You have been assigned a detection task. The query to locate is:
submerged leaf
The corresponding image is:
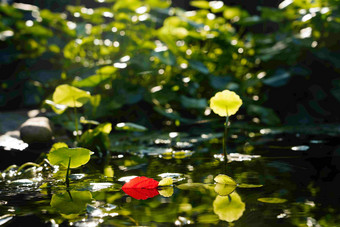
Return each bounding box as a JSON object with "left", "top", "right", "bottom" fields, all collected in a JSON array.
[
  {"left": 122, "top": 176, "right": 159, "bottom": 189},
  {"left": 47, "top": 147, "right": 92, "bottom": 168}
]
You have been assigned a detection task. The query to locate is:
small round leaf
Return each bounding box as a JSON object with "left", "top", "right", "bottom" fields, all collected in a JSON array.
[{"left": 47, "top": 147, "right": 92, "bottom": 168}]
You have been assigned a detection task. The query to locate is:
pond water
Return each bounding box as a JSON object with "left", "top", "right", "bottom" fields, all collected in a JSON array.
[{"left": 0, "top": 129, "right": 339, "bottom": 226}]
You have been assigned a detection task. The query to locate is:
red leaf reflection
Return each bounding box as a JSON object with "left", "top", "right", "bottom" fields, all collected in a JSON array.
[
  {"left": 122, "top": 176, "right": 159, "bottom": 189},
  {"left": 122, "top": 188, "right": 159, "bottom": 200}
]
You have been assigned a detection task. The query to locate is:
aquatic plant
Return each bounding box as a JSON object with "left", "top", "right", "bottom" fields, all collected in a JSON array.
[
  {"left": 210, "top": 90, "right": 242, "bottom": 159},
  {"left": 46, "top": 84, "right": 92, "bottom": 142},
  {"left": 47, "top": 142, "right": 92, "bottom": 187}
]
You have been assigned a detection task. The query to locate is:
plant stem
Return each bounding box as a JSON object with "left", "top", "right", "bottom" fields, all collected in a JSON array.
[
  {"left": 66, "top": 157, "right": 71, "bottom": 188},
  {"left": 73, "top": 98, "right": 79, "bottom": 142},
  {"left": 223, "top": 114, "right": 229, "bottom": 160}
]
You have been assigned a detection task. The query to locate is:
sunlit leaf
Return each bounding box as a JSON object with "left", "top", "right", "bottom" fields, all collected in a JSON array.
[
  {"left": 50, "top": 142, "right": 68, "bottom": 152},
  {"left": 79, "top": 122, "right": 112, "bottom": 151},
  {"left": 214, "top": 174, "right": 237, "bottom": 185},
  {"left": 210, "top": 90, "right": 243, "bottom": 117},
  {"left": 146, "top": 0, "right": 170, "bottom": 8},
  {"left": 223, "top": 6, "right": 248, "bottom": 19},
  {"left": 79, "top": 118, "right": 99, "bottom": 125},
  {"left": 72, "top": 74, "right": 111, "bottom": 87},
  {"left": 52, "top": 84, "right": 91, "bottom": 108},
  {"left": 104, "top": 165, "right": 114, "bottom": 178},
  {"left": 96, "top": 66, "right": 117, "bottom": 75},
  {"left": 45, "top": 100, "right": 68, "bottom": 114},
  {"left": 257, "top": 197, "right": 287, "bottom": 204},
  {"left": 47, "top": 147, "right": 92, "bottom": 168},
  {"left": 213, "top": 192, "right": 245, "bottom": 222},
  {"left": 158, "top": 177, "right": 173, "bottom": 186},
  {"left": 190, "top": 1, "right": 210, "bottom": 9}
]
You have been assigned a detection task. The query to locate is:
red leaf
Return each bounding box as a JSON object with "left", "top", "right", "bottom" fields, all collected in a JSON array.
[
  {"left": 122, "top": 176, "right": 159, "bottom": 189},
  {"left": 122, "top": 188, "right": 159, "bottom": 200}
]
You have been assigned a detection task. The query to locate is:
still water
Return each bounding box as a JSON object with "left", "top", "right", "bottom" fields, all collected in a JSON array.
[{"left": 0, "top": 130, "right": 339, "bottom": 226}]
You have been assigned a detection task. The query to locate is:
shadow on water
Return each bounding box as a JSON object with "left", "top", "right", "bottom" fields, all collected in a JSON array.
[{"left": 0, "top": 130, "right": 340, "bottom": 226}]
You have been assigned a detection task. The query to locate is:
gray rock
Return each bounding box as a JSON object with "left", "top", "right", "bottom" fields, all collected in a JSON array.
[{"left": 20, "top": 117, "right": 53, "bottom": 145}]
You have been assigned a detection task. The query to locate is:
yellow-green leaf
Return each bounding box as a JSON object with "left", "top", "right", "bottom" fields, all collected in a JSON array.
[
  {"left": 158, "top": 177, "right": 173, "bottom": 186},
  {"left": 214, "top": 174, "right": 237, "bottom": 185},
  {"left": 52, "top": 84, "right": 91, "bottom": 108},
  {"left": 210, "top": 90, "right": 242, "bottom": 117},
  {"left": 213, "top": 192, "right": 245, "bottom": 222},
  {"left": 47, "top": 147, "right": 92, "bottom": 168}
]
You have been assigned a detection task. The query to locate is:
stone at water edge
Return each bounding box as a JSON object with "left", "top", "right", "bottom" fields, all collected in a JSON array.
[{"left": 20, "top": 117, "right": 53, "bottom": 145}]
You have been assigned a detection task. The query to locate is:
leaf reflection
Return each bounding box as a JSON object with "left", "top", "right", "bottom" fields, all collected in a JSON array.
[
  {"left": 122, "top": 188, "right": 159, "bottom": 200},
  {"left": 213, "top": 191, "right": 245, "bottom": 222},
  {"left": 50, "top": 190, "right": 93, "bottom": 216}
]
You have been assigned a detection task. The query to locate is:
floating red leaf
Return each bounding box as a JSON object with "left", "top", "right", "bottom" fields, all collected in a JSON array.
[
  {"left": 122, "top": 176, "right": 159, "bottom": 189},
  {"left": 122, "top": 188, "right": 159, "bottom": 200}
]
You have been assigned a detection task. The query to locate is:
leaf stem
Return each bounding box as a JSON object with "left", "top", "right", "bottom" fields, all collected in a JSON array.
[
  {"left": 66, "top": 157, "right": 71, "bottom": 188},
  {"left": 73, "top": 98, "right": 79, "bottom": 142},
  {"left": 223, "top": 113, "right": 229, "bottom": 160}
]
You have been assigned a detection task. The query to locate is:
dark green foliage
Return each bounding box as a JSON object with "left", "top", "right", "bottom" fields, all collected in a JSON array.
[{"left": 1, "top": 0, "right": 340, "bottom": 126}]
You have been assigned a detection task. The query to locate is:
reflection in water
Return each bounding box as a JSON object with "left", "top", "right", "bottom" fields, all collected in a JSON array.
[
  {"left": 214, "top": 183, "right": 236, "bottom": 196},
  {"left": 50, "top": 190, "right": 92, "bottom": 218},
  {"left": 213, "top": 191, "right": 245, "bottom": 222},
  {"left": 158, "top": 187, "right": 174, "bottom": 197},
  {"left": 122, "top": 188, "right": 159, "bottom": 200}
]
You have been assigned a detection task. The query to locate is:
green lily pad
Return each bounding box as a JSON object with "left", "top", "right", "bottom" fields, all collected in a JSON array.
[
  {"left": 52, "top": 84, "right": 91, "bottom": 108},
  {"left": 47, "top": 147, "right": 92, "bottom": 168}
]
